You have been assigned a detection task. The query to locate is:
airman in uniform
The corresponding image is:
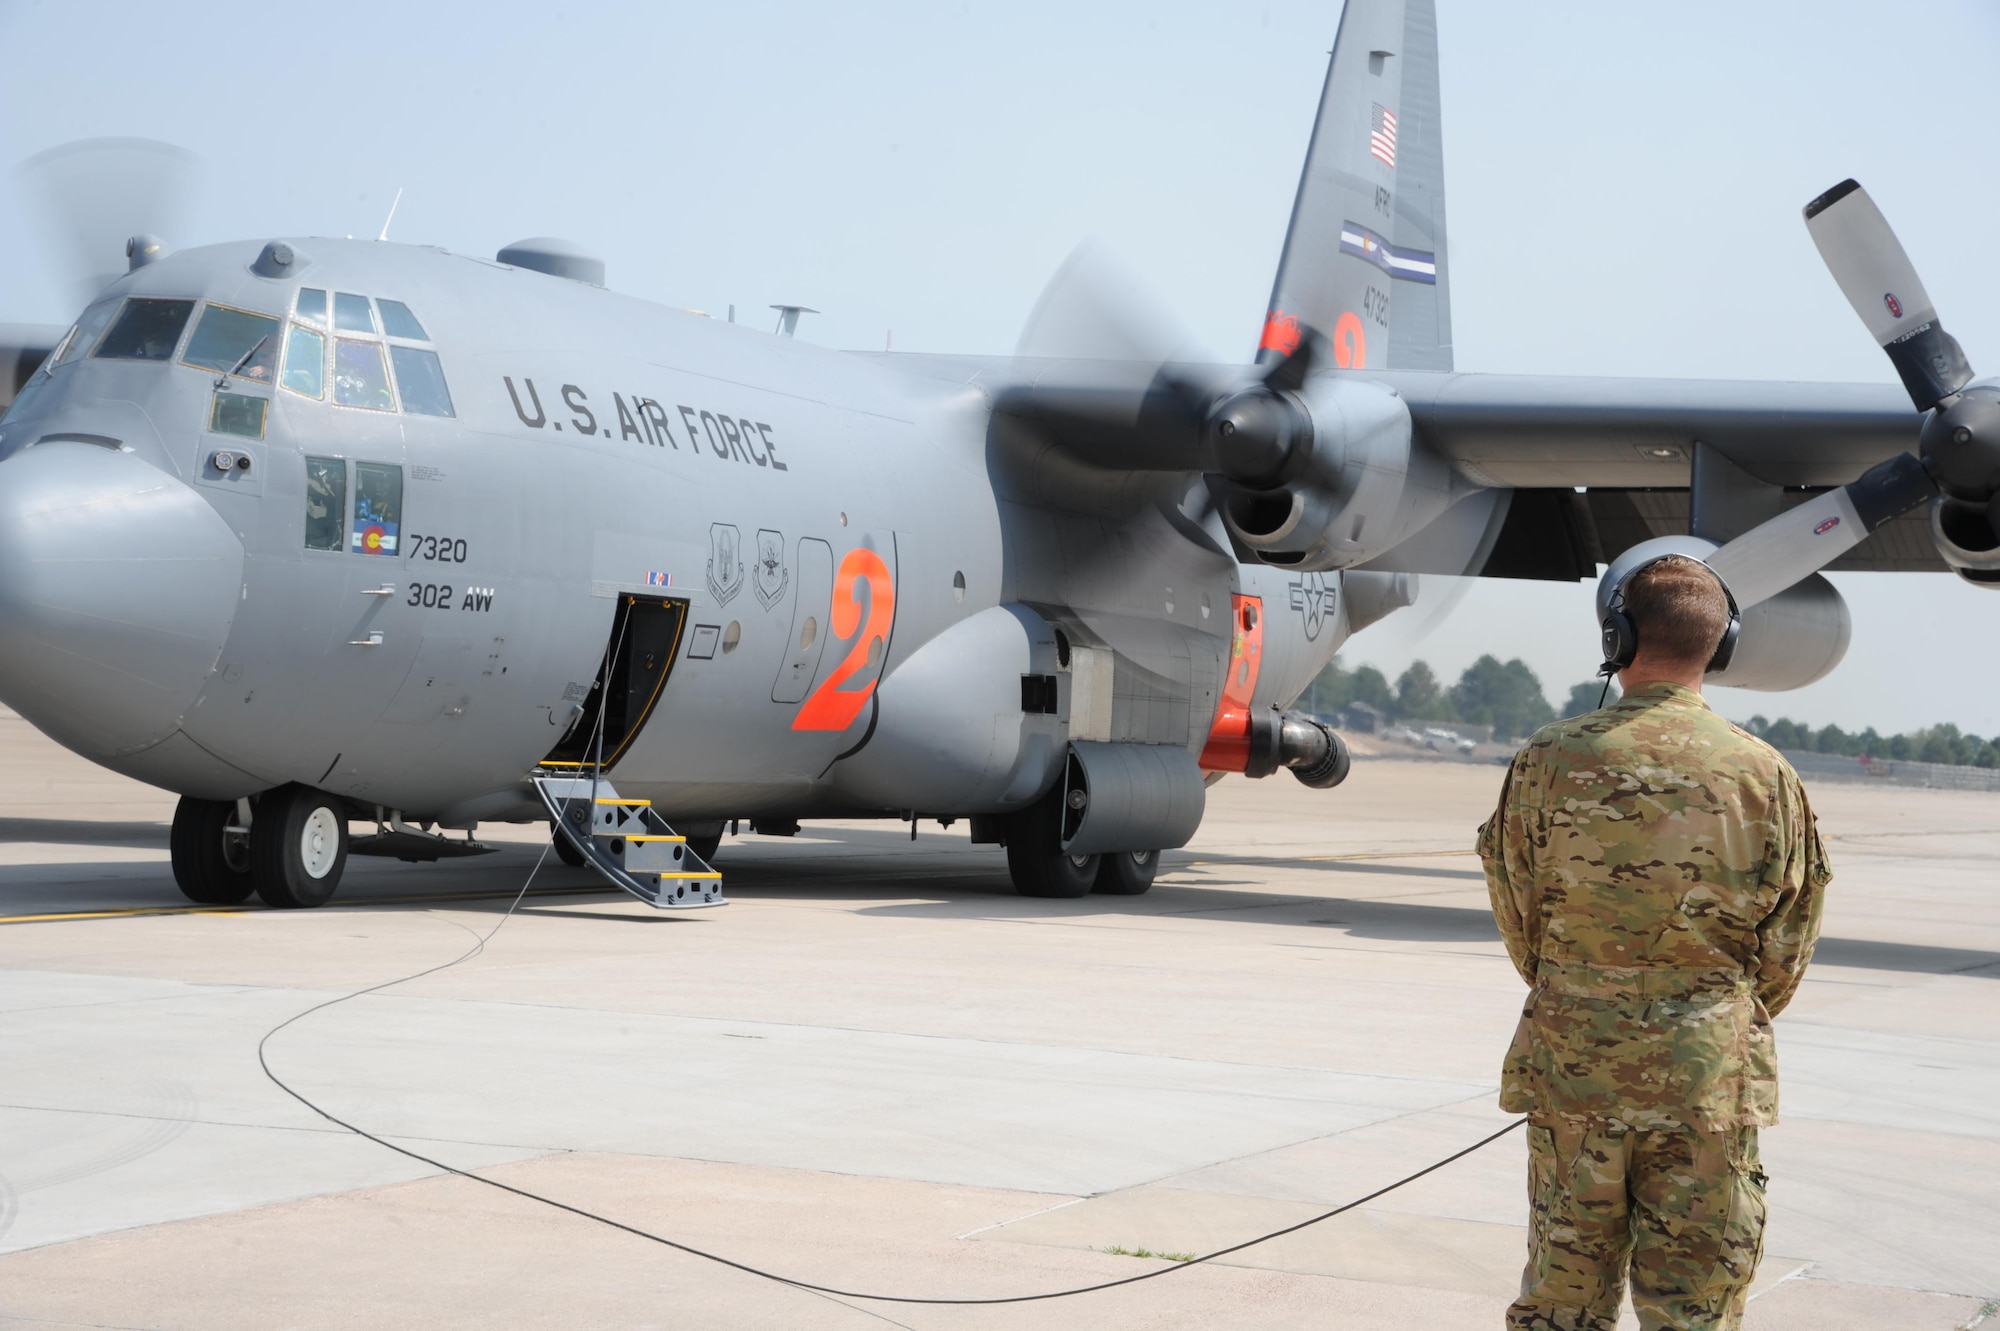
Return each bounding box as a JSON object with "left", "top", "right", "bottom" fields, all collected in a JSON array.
[{"left": 1477, "top": 554, "right": 1831, "bottom": 1331}]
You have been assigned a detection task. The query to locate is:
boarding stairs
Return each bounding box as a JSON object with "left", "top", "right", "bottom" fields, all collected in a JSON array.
[{"left": 532, "top": 771, "right": 726, "bottom": 909}]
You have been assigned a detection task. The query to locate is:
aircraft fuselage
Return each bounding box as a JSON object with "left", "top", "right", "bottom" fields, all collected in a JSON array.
[{"left": 0, "top": 239, "right": 1354, "bottom": 829}]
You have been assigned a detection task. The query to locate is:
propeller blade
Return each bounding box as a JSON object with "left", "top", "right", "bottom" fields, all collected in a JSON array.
[
  {"left": 1706, "top": 452, "right": 1937, "bottom": 608},
  {"left": 999, "top": 244, "right": 1245, "bottom": 471},
  {"left": 1803, "top": 179, "right": 1973, "bottom": 410},
  {"left": 1014, "top": 242, "right": 1208, "bottom": 366},
  {"left": 15, "top": 137, "right": 193, "bottom": 312}
]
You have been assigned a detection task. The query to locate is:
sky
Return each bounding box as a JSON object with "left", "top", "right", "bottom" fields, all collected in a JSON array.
[{"left": 2, "top": 0, "right": 1996, "bottom": 734}]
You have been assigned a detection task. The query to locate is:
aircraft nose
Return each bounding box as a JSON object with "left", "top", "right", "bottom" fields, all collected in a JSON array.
[{"left": 0, "top": 442, "right": 244, "bottom": 760}]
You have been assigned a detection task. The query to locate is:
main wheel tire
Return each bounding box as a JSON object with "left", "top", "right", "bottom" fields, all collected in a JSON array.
[
  {"left": 681, "top": 820, "right": 724, "bottom": 863},
  {"left": 250, "top": 785, "right": 349, "bottom": 909},
  {"left": 1002, "top": 786, "right": 1099, "bottom": 898},
  {"left": 1093, "top": 849, "right": 1159, "bottom": 896},
  {"left": 170, "top": 796, "right": 255, "bottom": 905},
  {"left": 552, "top": 827, "right": 587, "bottom": 867},
  {"left": 1007, "top": 844, "right": 1101, "bottom": 898}
]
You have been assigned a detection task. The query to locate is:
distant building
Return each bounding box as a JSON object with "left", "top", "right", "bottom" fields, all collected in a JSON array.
[{"left": 1341, "top": 701, "right": 1383, "bottom": 734}]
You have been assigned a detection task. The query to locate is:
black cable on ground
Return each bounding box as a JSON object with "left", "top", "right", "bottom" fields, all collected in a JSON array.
[{"left": 257, "top": 847, "right": 1527, "bottom": 1306}]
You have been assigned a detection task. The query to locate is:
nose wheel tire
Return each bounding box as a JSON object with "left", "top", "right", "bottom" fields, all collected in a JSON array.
[
  {"left": 552, "top": 826, "right": 587, "bottom": 867},
  {"left": 250, "top": 785, "right": 349, "bottom": 909},
  {"left": 681, "top": 821, "right": 724, "bottom": 864},
  {"left": 169, "top": 796, "right": 255, "bottom": 905},
  {"left": 1093, "top": 849, "right": 1159, "bottom": 895}
]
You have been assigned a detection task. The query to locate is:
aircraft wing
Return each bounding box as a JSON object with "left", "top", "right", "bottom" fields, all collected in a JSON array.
[
  {"left": 1370, "top": 370, "right": 1941, "bottom": 579},
  {"left": 875, "top": 350, "right": 1941, "bottom": 577},
  {"left": 1376, "top": 372, "right": 1917, "bottom": 490}
]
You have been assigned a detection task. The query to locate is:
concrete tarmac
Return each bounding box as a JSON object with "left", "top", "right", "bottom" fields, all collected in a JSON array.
[{"left": 0, "top": 705, "right": 1994, "bottom": 1329}]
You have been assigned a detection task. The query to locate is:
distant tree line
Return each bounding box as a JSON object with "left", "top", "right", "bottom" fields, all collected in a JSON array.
[
  {"left": 1742, "top": 717, "right": 2000, "bottom": 769},
  {"left": 1298, "top": 655, "right": 1609, "bottom": 743},
  {"left": 1299, "top": 655, "right": 1999, "bottom": 767}
]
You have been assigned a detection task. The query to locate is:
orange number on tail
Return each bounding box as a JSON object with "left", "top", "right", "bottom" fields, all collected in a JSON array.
[
  {"left": 1332, "top": 311, "right": 1366, "bottom": 369},
  {"left": 791, "top": 547, "right": 895, "bottom": 732}
]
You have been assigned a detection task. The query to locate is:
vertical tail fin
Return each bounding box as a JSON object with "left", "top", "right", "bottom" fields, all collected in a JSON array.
[{"left": 1257, "top": 0, "right": 1452, "bottom": 373}]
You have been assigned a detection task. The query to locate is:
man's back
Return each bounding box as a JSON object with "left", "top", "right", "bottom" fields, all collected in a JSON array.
[{"left": 1479, "top": 682, "right": 1830, "bottom": 1130}]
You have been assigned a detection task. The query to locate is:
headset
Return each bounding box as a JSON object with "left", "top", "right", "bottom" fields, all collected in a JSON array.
[{"left": 1595, "top": 535, "right": 1741, "bottom": 676}]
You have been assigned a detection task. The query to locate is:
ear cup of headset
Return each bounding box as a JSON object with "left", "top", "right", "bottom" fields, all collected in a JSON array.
[
  {"left": 1600, "top": 610, "right": 1638, "bottom": 671},
  {"left": 1706, "top": 612, "right": 1741, "bottom": 673}
]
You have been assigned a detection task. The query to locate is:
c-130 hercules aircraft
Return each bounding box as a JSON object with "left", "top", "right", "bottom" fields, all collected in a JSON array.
[{"left": 0, "top": 0, "right": 1992, "bottom": 912}]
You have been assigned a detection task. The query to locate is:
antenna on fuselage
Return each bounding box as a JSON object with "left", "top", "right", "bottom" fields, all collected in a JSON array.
[
  {"left": 375, "top": 186, "right": 404, "bottom": 242},
  {"left": 770, "top": 304, "right": 818, "bottom": 337}
]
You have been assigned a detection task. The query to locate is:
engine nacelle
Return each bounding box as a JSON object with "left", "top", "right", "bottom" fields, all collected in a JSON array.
[
  {"left": 1214, "top": 377, "right": 1457, "bottom": 572},
  {"left": 1930, "top": 494, "right": 2000, "bottom": 574},
  {"left": 1706, "top": 572, "right": 1852, "bottom": 692}
]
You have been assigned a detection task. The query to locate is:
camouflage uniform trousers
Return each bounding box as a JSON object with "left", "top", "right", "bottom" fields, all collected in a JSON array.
[{"left": 1507, "top": 1117, "right": 1768, "bottom": 1331}]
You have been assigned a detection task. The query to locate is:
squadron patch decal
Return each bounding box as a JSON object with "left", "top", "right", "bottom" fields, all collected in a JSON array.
[
  {"left": 707, "top": 524, "right": 745, "bottom": 606},
  {"left": 754, "top": 529, "right": 789, "bottom": 609}
]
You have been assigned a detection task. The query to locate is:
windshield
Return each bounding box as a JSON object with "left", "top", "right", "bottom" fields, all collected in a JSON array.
[
  {"left": 94, "top": 298, "right": 195, "bottom": 361},
  {"left": 54, "top": 300, "right": 120, "bottom": 368},
  {"left": 182, "top": 304, "right": 280, "bottom": 382}
]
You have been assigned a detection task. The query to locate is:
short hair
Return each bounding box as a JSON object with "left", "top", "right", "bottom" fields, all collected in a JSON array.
[{"left": 1625, "top": 556, "right": 1730, "bottom": 666}]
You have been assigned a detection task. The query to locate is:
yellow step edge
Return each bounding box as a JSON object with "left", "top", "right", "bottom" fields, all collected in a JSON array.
[
  {"left": 593, "top": 798, "right": 652, "bottom": 806},
  {"left": 621, "top": 835, "right": 687, "bottom": 843},
  {"left": 651, "top": 872, "right": 724, "bottom": 881}
]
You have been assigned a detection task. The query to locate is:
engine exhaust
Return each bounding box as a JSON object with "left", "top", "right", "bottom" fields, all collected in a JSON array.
[{"left": 1243, "top": 709, "right": 1352, "bottom": 789}]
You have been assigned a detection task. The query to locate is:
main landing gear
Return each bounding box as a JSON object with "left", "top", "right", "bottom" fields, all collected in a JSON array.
[
  {"left": 1000, "top": 785, "right": 1160, "bottom": 899},
  {"left": 171, "top": 785, "right": 350, "bottom": 909}
]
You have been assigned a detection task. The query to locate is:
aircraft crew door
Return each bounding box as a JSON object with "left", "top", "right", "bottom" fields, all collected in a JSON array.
[
  {"left": 544, "top": 594, "right": 689, "bottom": 769},
  {"left": 771, "top": 539, "right": 834, "bottom": 703}
]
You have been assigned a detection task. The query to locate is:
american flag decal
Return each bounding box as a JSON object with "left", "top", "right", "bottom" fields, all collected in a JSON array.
[{"left": 1369, "top": 103, "right": 1398, "bottom": 168}]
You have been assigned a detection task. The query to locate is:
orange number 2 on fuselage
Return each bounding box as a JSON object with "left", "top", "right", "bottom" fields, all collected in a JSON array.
[{"left": 791, "top": 547, "right": 895, "bottom": 732}]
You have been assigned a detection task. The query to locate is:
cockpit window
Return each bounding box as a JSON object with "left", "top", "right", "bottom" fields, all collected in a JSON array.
[
  {"left": 389, "top": 346, "right": 454, "bottom": 417},
  {"left": 352, "top": 462, "right": 402, "bottom": 555},
  {"left": 210, "top": 391, "right": 268, "bottom": 440},
  {"left": 333, "top": 292, "right": 376, "bottom": 334},
  {"left": 332, "top": 339, "right": 394, "bottom": 410},
  {"left": 182, "top": 305, "right": 280, "bottom": 382},
  {"left": 377, "top": 299, "right": 428, "bottom": 340},
  {"left": 282, "top": 325, "right": 325, "bottom": 398},
  {"left": 94, "top": 298, "right": 195, "bottom": 362},
  {"left": 294, "top": 287, "right": 328, "bottom": 326},
  {"left": 55, "top": 299, "right": 120, "bottom": 367},
  {"left": 304, "top": 456, "right": 346, "bottom": 551}
]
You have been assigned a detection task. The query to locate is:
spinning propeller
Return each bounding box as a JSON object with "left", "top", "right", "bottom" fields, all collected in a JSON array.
[
  {"left": 15, "top": 137, "right": 192, "bottom": 313},
  {"left": 1001, "top": 244, "right": 1322, "bottom": 492}
]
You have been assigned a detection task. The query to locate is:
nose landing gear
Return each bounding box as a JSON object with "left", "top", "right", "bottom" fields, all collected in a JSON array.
[
  {"left": 249, "top": 786, "right": 349, "bottom": 908},
  {"left": 169, "top": 797, "right": 255, "bottom": 905},
  {"left": 169, "top": 786, "right": 350, "bottom": 908}
]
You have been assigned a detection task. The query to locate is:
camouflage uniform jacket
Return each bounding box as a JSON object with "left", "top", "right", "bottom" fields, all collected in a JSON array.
[{"left": 1477, "top": 682, "right": 1831, "bottom": 1130}]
